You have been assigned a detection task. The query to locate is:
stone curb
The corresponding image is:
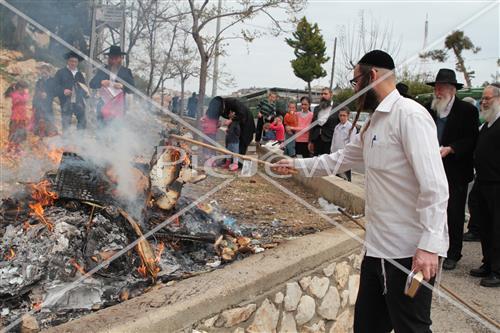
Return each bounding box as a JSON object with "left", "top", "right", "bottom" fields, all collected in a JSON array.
[
  {"left": 44, "top": 228, "right": 363, "bottom": 333},
  {"left": 256, "top": 145, "right": 365, "bottom": 214}
]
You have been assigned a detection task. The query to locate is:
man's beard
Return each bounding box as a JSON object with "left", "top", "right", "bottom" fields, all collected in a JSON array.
[
  {"left": 356, "top": 88, "right": 379, "bottom": 114},
  {"left": 319, "top": 98, "right": 331, "bottom": 110},
  {"left": 481, "top": 102, "right": 500, "bottom": 124},
  {"left": 431, "top": 94, "right": 452, "bottom": 118}
]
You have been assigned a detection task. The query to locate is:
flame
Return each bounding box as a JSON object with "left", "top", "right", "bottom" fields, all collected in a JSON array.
[
  {"left": 68, "top": 258, "right": 86, "bottom": 275},
  {"left": 4, "top": 248, "right": 15, "bottom": 260},
  {"left": 28, "top": 180, "right": 58, "bottom": 231},
  {"left": 155, "top": 242, "right": 165, "bottom": 263},
  {"left": 32, "top": 302, "right": 43, "bottom": 312}
]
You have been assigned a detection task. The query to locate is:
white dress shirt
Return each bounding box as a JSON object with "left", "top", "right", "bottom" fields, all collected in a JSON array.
[
  {"left": 295, "top": 89, "right": 449, "bottom": 258},
  {"left": 331, "top": 121, "right": 357, "bottom": 153}
]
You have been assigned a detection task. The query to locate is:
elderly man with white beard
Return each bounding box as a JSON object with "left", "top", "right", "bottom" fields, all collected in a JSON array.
[
  {"left": 426, "top": 68, "right": 479, "bottom": 270},
  {"left": 468, "top": 83, "right": 500, "bottom": 287}
]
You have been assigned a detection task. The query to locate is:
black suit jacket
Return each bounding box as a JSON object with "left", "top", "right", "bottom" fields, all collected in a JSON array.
[
  {"left": 309, "top": 104, "right": 340, "bottom": 143},
  {"left": 53, "top": 67, "right": 88, "bottom": 106},
  {"left": 89, "top": 65, "right": 135, "bottom": 93},
  {"left": 428, "top": 97, "right": 479, "bottom": 184}
]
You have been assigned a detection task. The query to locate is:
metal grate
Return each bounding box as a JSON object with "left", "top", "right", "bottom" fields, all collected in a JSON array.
[{"left": 55, "top": 152, "right": 113, "bottom": 204}]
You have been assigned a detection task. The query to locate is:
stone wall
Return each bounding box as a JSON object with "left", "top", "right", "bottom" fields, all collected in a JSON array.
[{"left": 188, "top": 250, "right": 362, "bottom": 333}]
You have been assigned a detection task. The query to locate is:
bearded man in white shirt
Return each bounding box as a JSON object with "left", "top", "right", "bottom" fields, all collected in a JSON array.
[{"left": 273, "top": 50, "right": 449, "bottom": 333}]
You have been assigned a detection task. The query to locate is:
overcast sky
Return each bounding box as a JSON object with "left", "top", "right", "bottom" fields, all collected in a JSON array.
[{"left": 173, "top": 0, "right": 499, "bottom": 95}]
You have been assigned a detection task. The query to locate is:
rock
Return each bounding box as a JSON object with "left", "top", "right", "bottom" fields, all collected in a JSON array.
[
  {"left": 341, "top": 290, "right": 350, "bottom": 308},
  {"left": 279, "top": 311, "right": 298, "bottom": 333},
  {"left": 308, "top": 276, "right": 330, "bottom": 299},
  {"left": 299, "top": 276, "right": 312, "bottom": 290},
  {"left": 247, "top": 299, "right": 279, "bottom": 333},
  {"left": 328, "top": 310, "right": 352, "bottom": 333},
  {"left": 301, "top": 320, "right": 325, "bottom": 333},
  {"left": 348, "top": 275, "right": 360, "bottom": 305},
  {"left": 275, "top": 292, "right": 284, "bottom": 304},
  {"left": 295, "top": 295, "right": 315, "bottom": 326},
  {"left": 334, "top": 262, "right": 350, "bottom": 288},
  {"left": 233, "top": 328, "right": 245, "bottom": 333},
  {"left": 317, "top": 287, "right": 340, "bottom": 320},
  {"left": 202, "top": 315, "right": 218, "bottom": 328},
  {"left": 284, "top": 282, "right": 302, "bottom": 311},
  {"left": 21, "top": 314, "right": 40, "bottom": 333},
  {"left": 323, "top": 263, "right": 336, "bottom": 277},
  {"left": 217, "top": 304, "right": 256, "bottom": 327}
]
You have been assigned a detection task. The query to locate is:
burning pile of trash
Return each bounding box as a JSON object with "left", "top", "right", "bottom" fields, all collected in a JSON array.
[{"left": 0, "top": 133, "right": 263, "bottom": 329}]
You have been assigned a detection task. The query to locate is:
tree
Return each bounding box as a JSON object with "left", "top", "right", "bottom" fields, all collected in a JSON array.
[
  {"left": 337, "top": 10, "right": 402, "bottom": 87},
  {"left": 182, "top": 0, "right": 304, "bottom": 124},
  {"left": 285, "top": 17, "right": 329, "bottom": 100},
  {"left": 420, "top": 30, "right": 481, "bottom": 88}
]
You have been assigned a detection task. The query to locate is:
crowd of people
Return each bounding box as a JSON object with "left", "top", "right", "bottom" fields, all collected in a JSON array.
[
  {"left": 3, "top": 45, "right": 135, "bottom": 154},
  {"left": 273, "top": 49, "right": 500, "bottom": 332}
]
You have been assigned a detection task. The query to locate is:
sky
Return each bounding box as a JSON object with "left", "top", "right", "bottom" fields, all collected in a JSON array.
[{"left": 174, "top": 0, "right": 499, "bottom": 95}]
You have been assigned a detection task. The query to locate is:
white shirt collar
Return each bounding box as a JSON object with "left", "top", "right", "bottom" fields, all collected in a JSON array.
[{"left": 375, "top": 89, "right": 401, "bottom": 113}]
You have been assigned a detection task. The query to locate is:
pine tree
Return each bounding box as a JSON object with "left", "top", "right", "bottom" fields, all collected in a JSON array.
[{"left": 286, "top": 17, "right": 330, "bottom": 99}]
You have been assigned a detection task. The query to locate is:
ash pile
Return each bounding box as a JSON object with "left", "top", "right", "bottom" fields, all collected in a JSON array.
[{"left": 0, "top": 134, "right": 260, "bottom": 330}]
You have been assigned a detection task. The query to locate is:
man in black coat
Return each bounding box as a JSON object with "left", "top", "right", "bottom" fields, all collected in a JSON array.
[
  {"left": 427, "top": 68, "right": 479, "bottom": 270},
  {"left": 309, "top": 87, "right": 340, "bottom": 156},
  {"left": 207, "top": 96, "right": 256, "bottom": 156},
  {"left": 89, "top": 45, "right": 135, "bottom": 126},
  {"left": 469, "top": 83, "right": 500, "bottom": 287},
  {"left": 53, "top": 51, "right": 89, "bottom": 133}
]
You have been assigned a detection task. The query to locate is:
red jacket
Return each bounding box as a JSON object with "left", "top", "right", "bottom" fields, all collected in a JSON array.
[{"left": 269, "top": 122, "right": 285, "bottom": 141}]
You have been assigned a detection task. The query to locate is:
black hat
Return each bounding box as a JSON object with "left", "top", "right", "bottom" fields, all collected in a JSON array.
[
  {"left": 64, "top": 50, "right": 84, "bottom": 61},
  {"left": 104, "top": 45, "right": 127, "bottom": 56},
  {"left": 358, "top": 50, "right": 395, "bottom": 70},
  {"left": 426, "top": 68, "right": 463, "bottom": 89}
]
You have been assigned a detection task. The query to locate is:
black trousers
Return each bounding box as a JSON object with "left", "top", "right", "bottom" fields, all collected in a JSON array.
[
  {"left": 255, "top": 117, "right": 264, "bottom": 142},
  {"left": 295, "top": 142, "right": 310, "bottom": 158},
  {"left": 470, "top": 182, "right": 500, "bottom": 274},
  {"left": 312, "top": 138, "right": 331, "bottom": 156},
  {"left": 446, "top": 181, "right": 468, "bottom": 261},
  {"left": 354, "top": 256, "right": 434, "bottom": 333}
]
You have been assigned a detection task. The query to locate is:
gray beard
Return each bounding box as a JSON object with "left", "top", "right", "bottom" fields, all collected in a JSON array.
[
  {"left": 431, "top": 95, "right": 452, "bottom": 118},
  {"left": 481, "top": 103, "right": 500, "bottom": 124}
]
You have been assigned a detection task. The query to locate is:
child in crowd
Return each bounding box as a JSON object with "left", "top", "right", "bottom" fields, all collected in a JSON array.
[
  {"left": 269, "top": 116, "right": 285, "bottom": 144},
  {"left": 262, "top": 122, "right": 276, "bottom": 142},
  {"left": 201, "top": 112, "right": 220, "bottom": 165},
  {"left": 4, "top": 81, "right": 30, "bottom": 154},
  {"left": 224, "top": 110, "right": 240, "bottom": 171},
  {"left": 330, "top": 107, "right": 356, "bottom": 181},
  {"left": 283, "top": 101, "right": 298, "bottom": 157}
]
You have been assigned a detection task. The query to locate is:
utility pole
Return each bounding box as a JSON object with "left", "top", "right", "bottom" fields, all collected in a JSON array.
[
  {"left": 211, "top": 0, "right": 222, "bottom": 97},
  {"left": 329, "top": 37, "right": 337, "bottom": 91}
]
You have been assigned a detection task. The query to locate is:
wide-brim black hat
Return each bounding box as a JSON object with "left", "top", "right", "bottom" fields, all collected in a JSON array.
[
  {"left": 426, "top": 68, "right": 463, "bottom": 89},
  {"left": 64, "top": 50, "right": 84, "bottom": 61},
  {"left": 104, "top": 45, "right": 127, "bottom": 56}
]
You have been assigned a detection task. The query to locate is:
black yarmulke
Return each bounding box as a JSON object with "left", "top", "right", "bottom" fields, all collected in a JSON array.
[{"left": 358, "top": 50, "right": 395, "bottom": 70}]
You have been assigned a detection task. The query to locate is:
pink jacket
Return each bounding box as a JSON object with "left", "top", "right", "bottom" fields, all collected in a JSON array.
[
  {"left": 10, "top": 90, "right": 30, "bottom": 121},
  {"left": 294, "top": 111, "right": 313, "bottom": 143}
]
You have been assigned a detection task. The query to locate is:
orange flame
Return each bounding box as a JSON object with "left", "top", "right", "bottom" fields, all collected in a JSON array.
[
  {"left": 28, "top": 180, "right": 58, "bottom": 231},
  {"left": 4, "top": 248, "right": 15, "bottom": 260},
  {"left": 68, "top": 258, "right": 86, "bottom": 275}
]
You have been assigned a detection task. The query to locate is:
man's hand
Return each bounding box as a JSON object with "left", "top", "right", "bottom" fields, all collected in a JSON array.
[
  {"left": 440, "top": 146, "right": 454, "bottom": 158},
  {"left": 271, "top": 158, "right": 296, "bottom": 175},
  {"left": 308, "top": 142, "right": 315, "bottom": 154},
  {"left": 63, "top": 89, "right": 72, "bottom": 96},
  {"left": 101, "top": 80, "right": 111, "bottom": 87},
  {"left": 412, "top": 249, "right": 438, "bottom": 281}
]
